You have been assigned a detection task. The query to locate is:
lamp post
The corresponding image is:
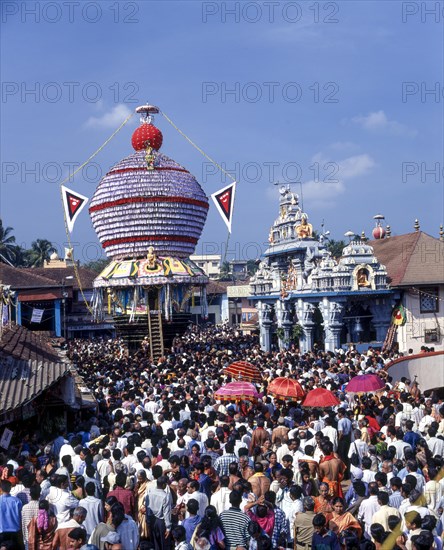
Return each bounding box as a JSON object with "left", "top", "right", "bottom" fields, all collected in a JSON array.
[{"left": 61, "top": 276, "right": 73, "bottom": 339}]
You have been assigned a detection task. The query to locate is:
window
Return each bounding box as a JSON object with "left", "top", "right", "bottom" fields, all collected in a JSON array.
[{"left": 420, "top": 287, "right": 439, "bottom": 313}]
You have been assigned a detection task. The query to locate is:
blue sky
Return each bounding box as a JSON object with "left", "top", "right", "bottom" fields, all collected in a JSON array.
[{"left": 1, "top": 0, "right": 443, "bottom": 263}]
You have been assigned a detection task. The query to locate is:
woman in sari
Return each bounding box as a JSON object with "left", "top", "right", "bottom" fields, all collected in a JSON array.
[
  {"left": 328, "top": 497, "right": 362, "bottom": 544},
  {"left": 313, "top": 482, "right": 332, "bottom": 515},
  {"left": 27, "top": 500, "right": 57, "bottom": 550},
  {"left": 134, "top": 469, "right": 149, "bottom": 539}
]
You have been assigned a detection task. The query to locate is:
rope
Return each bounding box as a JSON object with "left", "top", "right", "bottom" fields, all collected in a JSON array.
[
  {"left": 160, "top": 109, "right": 235, "bottom": 263},
  {"left": 160, "top": 110, "right": 236, "bottom": 183},
  {"left": 59, "top": 112, "right": 135, "bottom": 316}
]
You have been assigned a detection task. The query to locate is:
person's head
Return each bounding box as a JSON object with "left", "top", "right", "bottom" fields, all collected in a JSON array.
[
  {"left": 85, "top": 481, "right": 96, "bottom": 497},
  {"left": 387, "top": 515, "right": 402, "bottom": 532},
  {"left": 312, "top": 513, "right": 327, "bottom": 533},
  {"left": 370, "top": 523, "right": 386, "bottom": 544},
  {"left": 0, "top": 480, "right": 11, "bottom": 494},
  {"left": 229, "top": 490, "right": 242, "bottom": 508},
  {"left": 318, "top": 482, "right": 329, "bottom": 497},
  {"left": 377, "top": 491, "right": 389, "bottom": 506},
  {"left": 411, "top": 531, "right": 434, "bottom": 550},
  {"left": 29, "top": 484, "right": 41, "bottom": 501},
  {"left": 72, "top": 506, "right": 87, "bottom": 524},
  {"left": 186, "top": 498, "right": 199, "bottom": 516},
  {"left": 172, "top": 525, "right": 187, "bottom": 543},
  {"left": 303, "top": 496, "right": 315, "bottom": 512},
  {"left": 67, "top": 527, "right": 87, "bottom": 549},
  {"left": 331, "top": 497, "right": 345, "bottom": 515},
  {"left": 404, "top": 511, "right": 422, "bottom": 531},
  {"left": 115, "top": 471, "right": 127, "bottom": 488},
  {"left": 156, "top": 476, "right": 168, "bottom": 490}
]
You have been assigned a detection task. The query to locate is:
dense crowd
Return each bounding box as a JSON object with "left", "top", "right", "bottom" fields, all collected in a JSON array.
[{"left": 0, "top": 324, "right": 443, "bottom": 550}]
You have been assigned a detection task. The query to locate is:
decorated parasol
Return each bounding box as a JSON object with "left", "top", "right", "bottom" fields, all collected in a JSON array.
[
  {"left": 214, "top": 381, "right": 259, "bottom": 402},
  {"left": 268, "top": 377, "right": 305, "bottom": 401},
  {"left": 301, "top": 388, "right": 340, "bottom": 408},
  {"left": 345, "top": 374, "right": 385, "bottom": 394},
  {"left": 223, "top": 361, "right": 262, "bottom": 383}
]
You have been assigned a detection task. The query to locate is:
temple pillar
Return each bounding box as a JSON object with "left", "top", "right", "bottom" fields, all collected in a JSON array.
[
  {"left": 257, "top": 301, "right": 272, "bottom": 352},
  {"left": 295, "top": 299, "right": 316, "bottom": 353},
  {"left": 275, "top": 299, "right": 293, "bottom": 350},
  {"left": 369, "top": 299, "right": 393, "bottom": 343},
  {"left": 318, "top": 298, "right": 346, "bottom": 351}
]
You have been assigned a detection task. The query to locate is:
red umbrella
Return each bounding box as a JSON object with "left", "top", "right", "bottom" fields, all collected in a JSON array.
[
  {"left": 302, "top": 388, "right": 340, "bottom": 408},
  {"left": 268, "top": 377, "right": 305, "bottom": 401},
  {"left": 346, "top": 374, "right": 385, "bottom": 394},
  {"left": 223, "top": 361, "right": 262, "bottom": 383},
  {"left": 214, "top": 381, "right": 259, "bottom": 402}
]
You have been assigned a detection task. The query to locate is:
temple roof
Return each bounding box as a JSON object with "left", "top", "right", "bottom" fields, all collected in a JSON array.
[{"left": 370, "top": 231, "right": 444, "bottom": 286}]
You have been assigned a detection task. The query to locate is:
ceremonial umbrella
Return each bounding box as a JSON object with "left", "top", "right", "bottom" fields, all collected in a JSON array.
[
  {"left": 301, "top": 388, "right": 340, "bottom": 408},
  {"left": 268, "top": 377, "right": 305, "bottom": 401},
  {"left": 223, "top": 361, "right": 262, "bottom": 383},
  {"left": 214, "top": 381, "right": 259, "bottom": 402},
  {"left": 345, "top": 374, "right": 385, "bottom": 394}
]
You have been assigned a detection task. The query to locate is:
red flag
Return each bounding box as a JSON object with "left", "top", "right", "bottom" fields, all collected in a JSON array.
[
  {"left": 61, "top": 185, "right": 88, "bottom": 233},
  {"left": 211, "top": 182, "right": 236, "bottom": 232}
]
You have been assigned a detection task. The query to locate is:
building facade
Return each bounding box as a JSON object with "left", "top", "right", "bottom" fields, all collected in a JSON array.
[{"left": 249, "top": 187, "right": 396, "bottom": 353}]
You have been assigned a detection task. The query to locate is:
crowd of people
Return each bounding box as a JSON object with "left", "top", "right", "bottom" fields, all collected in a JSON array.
[{"left": 0, "top": 323, "right": 443, "bottom": 550}]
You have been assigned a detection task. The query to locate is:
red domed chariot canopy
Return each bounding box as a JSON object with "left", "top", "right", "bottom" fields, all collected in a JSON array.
[{"left": 131, "top": 104, "right": 163, "bottom": 151}]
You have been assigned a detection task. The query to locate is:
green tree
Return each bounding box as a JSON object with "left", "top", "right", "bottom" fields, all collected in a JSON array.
[
  {"left": 327, "top": 239, "right": 346, "bottom": 260},
  {"left": 83, "top": 258, "right": 109, "bottom": 273},
  {"left": 0, "top": 219, "right": 17, "bottom": 265},
  {"left": 27, "top": 239, "right": 54, "bottom": 267},
  {"left": 10, "top": 245, "right": 31, "bottom": 267},
  {"left": 246, "top": 259, "right": 259, "bottom": 277},
  {"left": 218, "top": 261, "right": 232, "bottom": 281}
]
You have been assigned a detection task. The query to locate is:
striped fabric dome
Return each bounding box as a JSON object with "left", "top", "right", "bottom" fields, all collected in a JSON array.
[{"left": 89, "top": 148, "right": 209, "bottom": 260}]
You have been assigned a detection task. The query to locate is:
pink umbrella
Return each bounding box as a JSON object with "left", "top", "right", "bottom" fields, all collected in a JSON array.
[
  {"left": 214, "top": 381, "right": 259, "bottom": 402},
  {"left": 346, "top": 374, "right": 385, "bottom": 394}
]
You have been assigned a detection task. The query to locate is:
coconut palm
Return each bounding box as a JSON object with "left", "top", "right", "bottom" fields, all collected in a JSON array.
[
  {"left": 0, "top": 219, "right": 17, "bottom": 265},
  {"left": 218, "top": 261, "right": 232, "bottom": 281},
  {"left": 27, "top": 239, "right": 55, "bottom": 267}
]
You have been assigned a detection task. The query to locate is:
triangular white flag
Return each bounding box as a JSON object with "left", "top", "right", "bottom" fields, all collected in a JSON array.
[
  {"left": 211, "top": 182, "right": 236, "bottom": 233},
  {"left": 61, "top": 185, "right": 89, "bottom": 233}
]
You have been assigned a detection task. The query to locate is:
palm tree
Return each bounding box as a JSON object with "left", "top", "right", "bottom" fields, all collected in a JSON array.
[
  {"left": 0, "top": 219, "right": 17, "bottom": 265},
  {"left": 218, "top": 261, "right": 232, "bottom": 281},
  {"left": 327, "top": 239, "right": 346, "bottom": 260},
  {"left": 28, "top": 239, "right": 55, "bottom": 267}
]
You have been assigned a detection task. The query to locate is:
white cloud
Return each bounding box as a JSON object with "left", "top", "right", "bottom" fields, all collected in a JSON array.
[
  {"left": 328, "top": 141, "right": 358, "bottom": 151},
  {"left": 351, "top": 110, "right": 416, "bottom": 137},
  {"left": 338, "top": 154, "right": 375, "bottom": 178},
  {"left": 85, "top": 104, "right": 132, "bottom": 129},
  {"left": 300, "top": 152, "right": 375, "bottom": 208}
]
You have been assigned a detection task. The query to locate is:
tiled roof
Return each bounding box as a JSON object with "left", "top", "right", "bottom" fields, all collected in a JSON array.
[
  {"left": 0, "top": 325, "right": 61, "bottom": 363},
  {"left": 0, "top": 356, "right": 70, "bottom": 414},
  {"left": 370, "top": 232, "right": 444, "bottom": 287},
  {"left": 23, "top": 266, "right": 97, "bottom": 290},
  {"left": 0, "top": 324, "right": 70, "bottom": 415},
  {"left": 0, "top": 264, "right": 58, "bottom": 289}
]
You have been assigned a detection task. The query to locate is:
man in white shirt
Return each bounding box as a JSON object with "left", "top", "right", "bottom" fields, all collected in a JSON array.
[
  {"left": 47, "top": 476, "right": 79, "bottom": 524},
  {"left": 426, "top": 427, "right": 444, "bottom": 457},
  {"left": 210, "top": 476, "right": 231, "bottom": 515},
  {"left": 348, "top": 430, "right": 369, "bottom": 463},
  {"left": 96, "top": 449, "right": 112, "bottom": 486},
  {"left": 79, "top": 482, "right": 104, "bottom": 537},
  {"left": 358, "top": 483, "right": 381, "bottom": 538},
  {"left": 321, "top": 418, "right": 338, "bottom": 452}
]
